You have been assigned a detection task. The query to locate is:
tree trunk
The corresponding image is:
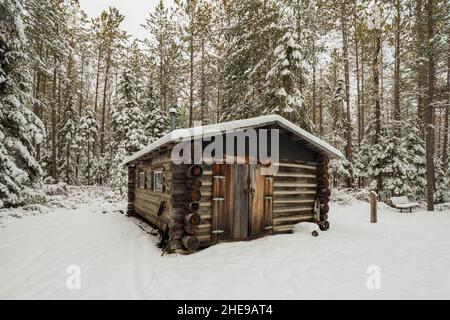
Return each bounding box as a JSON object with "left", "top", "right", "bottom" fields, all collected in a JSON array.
[
  {"left": 393, "top": 0, "right": 401, "bottom": 136},
  {"left": 361, "top": 45, "right": 365, "bottom": 141},
  {"left": 100, "top": 51, "right": 111, "bottom": 156},
  {"left": 200, "top": 36, "right": 206, "bottom": 124},
  {"left": 373, "top": 23, "right": 382, "bottom": 192},
  {"left": 51, "top": 63, "right": 58, "bottom": 181},
  {"left": 443, "top": 35, "right": 450, "bottom": 168},
  {"left": 189, "top": 24, "right": 195, "bottom": 128},
  {"left": 354, "top": 21, "right": 362, "bottom": 145},
  {"left": 159, "top": 37, "right": 166, "bottom": 111},
  {"left": 94, "top": 46, "right": 102, "bottom": 114},
  {"left": 79, "top": 53, "right": 85, "bottom": 116},
  {"left": 34, "top": 70, "right": 42, "bottom": 161},
  {"left": 319, "top": 71, "right": 324, "bottom": 137},
  {"left": 416, "top": 0, "right": 426, "bottom": 135},
  {"left": 425, "top": 0, "right": 435, "bottom": 211},
  {"left": 312, "top": 59, "right": 317, "bottom": 127},
  {"left": 340, "top": 0, "right": 353, "bottom": 187}
]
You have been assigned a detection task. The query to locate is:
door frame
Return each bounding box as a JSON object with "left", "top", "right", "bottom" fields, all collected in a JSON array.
[{"left": 212, "top": 164, "right": 272, "bottom": 242}]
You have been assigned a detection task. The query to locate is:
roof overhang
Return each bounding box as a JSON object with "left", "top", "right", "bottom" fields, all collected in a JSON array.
[{"left": 123, "top": 115, "right": 345, "bottom": 166}]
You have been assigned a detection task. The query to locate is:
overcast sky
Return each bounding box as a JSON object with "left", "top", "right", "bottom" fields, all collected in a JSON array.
[{"left": 79, "top": 0, "right": 167, "bottom": 40}]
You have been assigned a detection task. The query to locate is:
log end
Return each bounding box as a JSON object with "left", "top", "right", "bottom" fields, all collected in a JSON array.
[{"left": 182, "top": 236, "right": 200, "bottom": 251}]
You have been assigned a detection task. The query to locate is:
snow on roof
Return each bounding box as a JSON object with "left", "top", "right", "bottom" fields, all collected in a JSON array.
[{"left": 123, "top": 115, "right": 345, "bottom": 165}]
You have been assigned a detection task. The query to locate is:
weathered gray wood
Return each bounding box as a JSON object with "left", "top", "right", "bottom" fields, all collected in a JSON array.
[
  {"left": 182, "top": 236, "right": 200, "bottom": 251},
  {"left": 186, "top": 179, "right": 202, "bottom": 189},
  {"left": 186, "top": 165, "right": 204, "bottom": 178},
  {"left": 236, "top": 165, "right": 249, "bottom": 240},
  {"left": 274, "top": 190, "right": 317, "bottom": 195},
  {"left": 275, "top": 173, "right": 316, "bottom": 178},
  {"left": 186, "top": 202, "right": 200, "bottom": 212},
  {"left": 275, "top": 163, "right": 317, "bottom": 170},
  {"left": 186, "top": 189, "right": 202, "bottom": 202},
  {"left": 274, "top": 182, "right": 317, "bottom": 188},
  {"left": 371, "top": 191, "right": 378, "bottom": 223},
  {"left": 185, "top": 213, "right": 202, "bottom": 226},
  {"left": 184, "top": 224, "right": 199, "bottom": 235},
  {"left": 274, "top": 199, "right": 315, "bottom": 204}
]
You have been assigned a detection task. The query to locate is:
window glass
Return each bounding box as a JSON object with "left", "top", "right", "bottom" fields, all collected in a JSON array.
[
  {"left": 139, "top": 172, "right": 146, "bottom": 189},
  {"left": 154, "top": 171, "right": 163, "bottom": 192}
]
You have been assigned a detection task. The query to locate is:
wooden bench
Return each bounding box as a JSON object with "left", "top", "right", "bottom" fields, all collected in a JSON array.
[{"left": 390, "top": 196, "right": 420, "bottom": 213}]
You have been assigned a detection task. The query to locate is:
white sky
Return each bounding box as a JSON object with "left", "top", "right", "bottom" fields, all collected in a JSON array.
[{"left": 78, "top": 0, "right": 169, "bottom": 40}]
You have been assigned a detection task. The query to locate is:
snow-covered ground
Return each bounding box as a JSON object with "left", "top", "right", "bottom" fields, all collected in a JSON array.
[{"left": 1, "top": 188, "right": 449, "bottom": 300}]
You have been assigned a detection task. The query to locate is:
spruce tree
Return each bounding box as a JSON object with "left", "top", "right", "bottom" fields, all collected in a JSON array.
[
  {"left": 0, "top": 0, "right": 45, "bottom": 207},
  {"left": 75, "top": 107, "right": 99, "bottom": 185},
  {"left": 58, "top": 96, "right": 78, "bottom": 184},
  {"left": 265, "top": 24, "right": 309, "bottom": 129}
]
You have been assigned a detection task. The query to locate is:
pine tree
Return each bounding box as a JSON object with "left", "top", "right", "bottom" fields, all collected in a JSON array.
[
  {"left": 0, "top": 0, "right": 45, "bottom": 207},
  {"left": 221, "top": 0, "right": 282, "bottom": 121},
  {"left": 75, "top": 107, "right": 99, "bottom": 185},
  {"left": 112, "top": 45, "right": 148, "bottom": 154},
  {"left": 402, "top": 118, "right": 427, "bottom": 198},
  {"left": 144, "top": 0, "right": 180, "bottom": 112},
  {"left": 434, "top": 158, "right": 449, "bottom": 203},
  {"left": 96, "top": 7, "right": 126, "bottom": 157},
  {"left": 146, "top": 109, "right": 170, "bottom": 143},
  {"left": 142, "top": 80, "right": 170, "bottom": 143},
  {"left": 58, "top": 96, "right": 78, "bottom": 184},
  {"left": 265, "top": 24, "right": 309, "bottom": 129},
  {"left": 109, "top": 143, "right": 128, "bottom": 196}
]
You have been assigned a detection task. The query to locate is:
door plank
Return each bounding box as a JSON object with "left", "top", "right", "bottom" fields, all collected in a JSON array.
[{"left": 249, "top": 165, "right": 267, "bottom": 237}]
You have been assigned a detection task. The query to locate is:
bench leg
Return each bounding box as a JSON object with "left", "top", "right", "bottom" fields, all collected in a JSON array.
[
  {"left": 400, "top": 208, "right": 402, "bottom": 213},
  {"left": 410, "top": 208, "right": 412, "bottom": 213}
]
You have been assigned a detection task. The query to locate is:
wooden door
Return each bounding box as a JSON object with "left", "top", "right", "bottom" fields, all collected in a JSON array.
[
  {"left": 212, "top": 165, "right": 271, "bottom": 242},
  {"left": 249, "top": 165, "right": 272, "bottom": 238}
]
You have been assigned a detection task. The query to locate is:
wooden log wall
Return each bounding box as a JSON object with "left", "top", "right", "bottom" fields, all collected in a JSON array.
[
  {"left": 212, "top": 164, "right": 226, "bottom": 243},
  {"left": 127, "top": 165, "right": 136, "bottom": 215},
  {"left": 316, "top": 156, "right": 331, "bottom": 229},
  {"left": 169, "top": 164, "right": 213, "bottom": 252},
  {"left": 272, "top": 161, "right": 318, "bottom": 234},
  {"left": 134, "top": 152, "right": 172, "bottom": 233},
  {"left": 264, "top": 175, "right": 274, "bottom": 234}
]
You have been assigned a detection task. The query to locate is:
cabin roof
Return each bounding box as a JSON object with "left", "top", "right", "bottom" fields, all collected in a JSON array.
[{"left": 123, "top": 115, "right": 345, "bottom": 165}]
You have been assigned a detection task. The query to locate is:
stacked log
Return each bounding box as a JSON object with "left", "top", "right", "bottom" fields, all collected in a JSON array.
[
  {"left": 127, "top": 166, "right": 136, "bottom": 215},
  {"left": 182, "top": 165, "right": 203, "bottom": 251},
  {"left": 316, "top": 157, "right": 331, "bottom": 229}
]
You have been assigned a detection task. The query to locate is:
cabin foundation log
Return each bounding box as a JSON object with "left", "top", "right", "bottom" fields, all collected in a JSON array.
[{"left": 316, "top": 156, "right": 331, "bottom": 223}]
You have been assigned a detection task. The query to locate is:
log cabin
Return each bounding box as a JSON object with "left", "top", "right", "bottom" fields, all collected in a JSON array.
[{"left": 123, "top": 115, "right": 344, "bottom": 253}]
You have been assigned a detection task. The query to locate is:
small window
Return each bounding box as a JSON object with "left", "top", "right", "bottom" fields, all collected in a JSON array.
[
  {"left": 153, "top": 171, "right": 164, "bottom": 192},
  {"left": 139, "top": 172, "right": 146, "bottom": 189}
]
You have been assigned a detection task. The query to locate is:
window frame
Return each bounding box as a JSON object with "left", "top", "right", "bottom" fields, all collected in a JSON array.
[
  {"left": 138, "top": 171, "right": 146, "bottom": 189},
  {"left": 153, "top": 171, "right": 164, "bottom": 192}
]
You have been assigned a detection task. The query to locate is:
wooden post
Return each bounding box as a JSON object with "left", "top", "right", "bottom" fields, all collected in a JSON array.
[{"left": 370, "top": 191, "right": 378, "bottom": 223}]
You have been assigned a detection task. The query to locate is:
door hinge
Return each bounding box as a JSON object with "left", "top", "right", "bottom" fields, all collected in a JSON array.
[
  {"left": 212, "top": 230, "right": 225, "bottom": 234},
  {"left": 265, "top": 226, "right": 274, "bottom": 230}
]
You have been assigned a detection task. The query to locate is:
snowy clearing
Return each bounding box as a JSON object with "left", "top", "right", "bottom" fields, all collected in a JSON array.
[{"left": 0, "top": 189, "right": 450, "bottom": 300}]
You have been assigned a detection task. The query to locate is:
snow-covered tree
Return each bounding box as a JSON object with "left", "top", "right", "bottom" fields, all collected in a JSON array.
[
  {"left": 58, "top": 96, "right": 78, "bottom": 184},
  {"left": 0, "top": 0, "right": 45, "bottom": 207},
  {"left": 434, "top": 158, "right": 449, "bottom": 204},
  {"left": 265, "top": 25, "right": 309, "bottom": 129},
  {"left": 221, "top": 0, "right": 282, "bottom": 121},
  {"left": 143, "top": 0, "right": 180, "bottom": 112},
  {"left": 401, "top": 118, "right": 427, "bottom": 199},
  {"left": 75, "top": 107, "right": 98, "bottom": 185},
  {"left": 109, "top": 143, "right": 128, "bottom": 197},
  {"left": 109, "top": 44, "right": 149, "bottom": 194},
  {"left": 112, "top": 53, "right": 148, "bottom": 154},
  {"left": 146, "top": 108, "right": 170, "bottom": 143}
]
